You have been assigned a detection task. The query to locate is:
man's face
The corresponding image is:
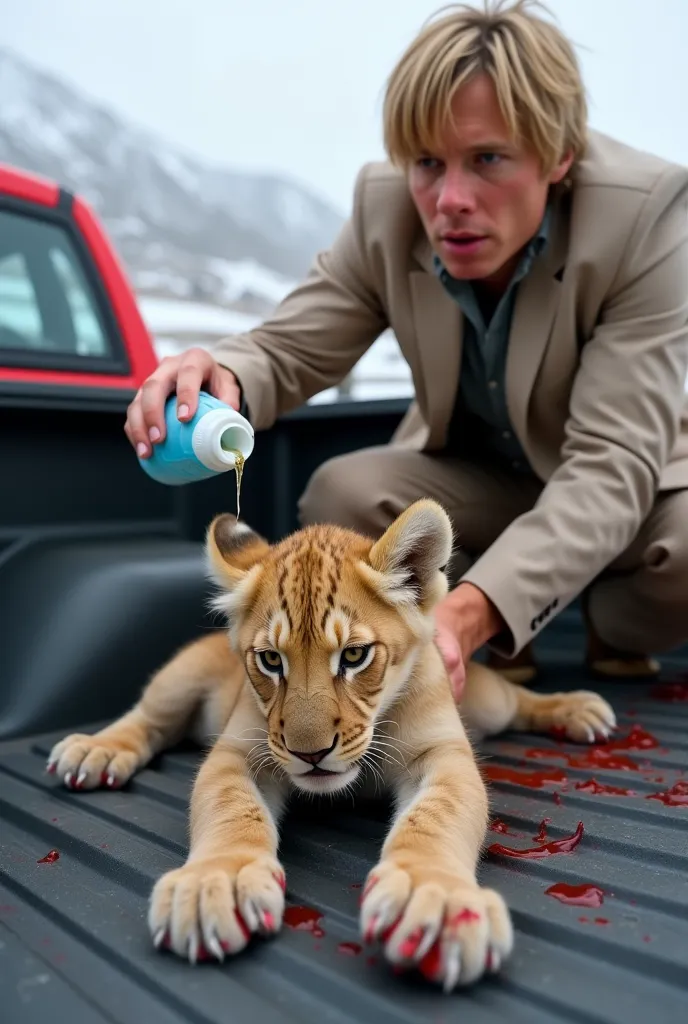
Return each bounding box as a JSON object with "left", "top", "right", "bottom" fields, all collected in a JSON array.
[{"left": 407, "top": 73, "right": 573, "bottom": 290}]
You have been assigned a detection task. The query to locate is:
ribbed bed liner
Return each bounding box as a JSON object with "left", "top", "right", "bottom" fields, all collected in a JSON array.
[{"left": 1, "top": 607, "right": 687, "bottom": 1024}]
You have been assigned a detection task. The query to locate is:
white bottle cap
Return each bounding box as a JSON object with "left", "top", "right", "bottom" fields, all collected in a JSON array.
[{"left": 191, "top": 407, "right": 255, "bottom": 473}]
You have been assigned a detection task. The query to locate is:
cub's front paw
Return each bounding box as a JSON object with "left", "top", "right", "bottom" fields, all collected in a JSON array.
[
  {"left": 360, "top": 860, "right": 513, "bottom": 990},
  {"left": 541, "top": 691, "right": 617, "bottom": 744},
  {"left": 46, "top": 733, "right": 142, "bottom": 790},
  {"left": 148, "top": 855, "right": 286, "bottom": 962}
]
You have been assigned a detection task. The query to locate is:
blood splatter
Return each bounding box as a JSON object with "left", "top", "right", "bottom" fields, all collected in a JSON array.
[
  {"left": 646, "top": 780, "right": 688, "bottom": 807},
  {"left": 484, "top": 765, "right": 568, "bottom": 788},
  {"left": 488, "top": 821, "right": 584, "bottom": 859},
  {"left": 553, "top": 792, "right": 563, "bottom": 806},
  {"left": 37, "top": 849, "right": 60, "bottom": 864},
  {"left": 418, "top": 940, "right": 442, "bottom": 981},
  {"left": 490, "top": 819, "right": 519, "bottom": 835},
  {"left": 525, "top": 725, "right": 661, "bottom": 772},
  {"left": 450, "top": 909, "right": 481, "bottom": 926},
  {"left": 643, "top": 935, "right": 652, "bottom": 943},
  {"left": 574, "top": 779, "right": 635, "bottom": 797},
  {"left": 338, "top": 941, "right": 362, "bottom": 956},
  {"left": 350, "top": 882, "right": 363, "bottom": 889},
  {"left": 545, "top": 883, "right": 604, "bottom": 908},
  {"left": 533, "top": 818, "right": 552, "bottom": 843},
  {"left": 650, "top": 681, "right": 688, "bottom": 703},
  {"left": 594, "top": 918, "right": 609, "bottom": 926},
  {"left": 283, "top": 906, "right": 325, "bottom": 938}
]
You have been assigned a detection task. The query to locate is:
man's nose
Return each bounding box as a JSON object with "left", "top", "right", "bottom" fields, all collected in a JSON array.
[
  {"left": 437, "top": 168, "right": 477, "bottom": 215},
  {"left": 287, "top": 734, "right": 338, "bottom": 764}
]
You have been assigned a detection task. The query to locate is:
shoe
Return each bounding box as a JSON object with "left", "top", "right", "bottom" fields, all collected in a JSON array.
[
  {"left": 486, "top": 643, "right": 538, "bottom": 684},
  {"left": 582, "top": 591, "right": 660, "bottom": 680}
]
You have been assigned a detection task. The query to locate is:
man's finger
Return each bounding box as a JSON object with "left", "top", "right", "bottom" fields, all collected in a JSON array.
[
  {"left": 175, "top": 349, "right": 213, "bottom": 420},
  {"left": 139, "top": 358, "right": 181, "bottom": 443},
  {"left": 212, "top": 365, "right": 241, "bottom": 411},
  {"left": 125, "top": 391, "right": 155, "bottom": 457}
]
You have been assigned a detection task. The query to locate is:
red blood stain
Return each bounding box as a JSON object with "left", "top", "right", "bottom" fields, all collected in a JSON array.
[
  {"left": 525, "top": 725, "right": 661, "bottom": 773},
  {"left": 650, "top": 681, "right": 688, "bottom": 703},
  {"left": 338, "top": 941, "right": 362, "bottom": 956},
  {"left": 579, "top": 916, "right": 589, "bottom": 923},
  {"left": 549, "top": 726, "right": 568, "bottom": 742},
  {"left": 51, "top": 817, "right": 59, "bottom": 823},
  {"left": 594, "top": 917, "right": 609, "bottom": 926},
  {"left": 100, "top": 843, "right": 109, "bottom": 849},
  {"left": 484, "top": 764, "right": 568, "bottom": 788},
  {"left": 646, "top": 780, "right": 688, "bottom": 807},
  {"left": 350, "top": 882, "right": 363, "bottom": 889},
  {"left": 418, "top": 940, "right": 442, "bottom": 981},
  {"left": 37, "top": 849, "right": 60, "bottom": 864},
  {"left": 545, "top": 883, "right": 604, "bottom": 908},
  {"left": 283, "top": 906, "right": 325, "bottom": 938},
  {"left": 643, "top": 935, "right": 652, "bottom": 943},
  {"left": 488, "top": 821, "right": 584, "bottom": 859},
  {"left": 490, "top": 819, "right": 519, "bottom": 835},
  {"left": 553, "top": 792, "right": 563, "bottom": 806},
  {"left": 533, "top": 818, "right": 552, "bottom": 843},
  {"left": 235, "top": 910, "right": 250, "bottom": 941},
  {"left": 450, "top": 909, "right": 481, "bottom": 926},
  {"left": 399, "top": 928, "right": 424, "bottom": 958},
  {"left": 574, "top": 779, "right": 635, "bottom": 797}
]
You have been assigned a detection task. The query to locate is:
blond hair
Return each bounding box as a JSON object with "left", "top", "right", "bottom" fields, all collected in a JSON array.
[{"left": 383, "top": 0, "right": 587, "bottom": 175}]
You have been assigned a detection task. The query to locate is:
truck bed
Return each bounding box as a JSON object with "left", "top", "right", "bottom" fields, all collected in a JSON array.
[{"left": 2, "top": 607, "right": 687, "bottom": 1024}]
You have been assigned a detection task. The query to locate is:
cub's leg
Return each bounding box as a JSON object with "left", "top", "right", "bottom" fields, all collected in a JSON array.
[
  {"left": 147, "top": 689, "right": 288, "bottom": 962},
  {"left": 361, "top": 648, "right": 513, "bottom": 991},
  {"left": 47, "top": 631, "right": 242, "bottom": 790},
  {"left": 459, "top": 661, "right": 616, "bottom": 744}
]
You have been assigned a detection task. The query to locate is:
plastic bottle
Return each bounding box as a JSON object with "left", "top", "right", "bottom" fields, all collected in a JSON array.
[{"left": 138, "top": 391, "right": 254, "bottom": 486}]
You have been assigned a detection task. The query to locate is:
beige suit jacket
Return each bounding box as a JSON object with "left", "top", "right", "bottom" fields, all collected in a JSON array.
[{"left": 214, "top": 129, "right": 688, "bottom": 655}]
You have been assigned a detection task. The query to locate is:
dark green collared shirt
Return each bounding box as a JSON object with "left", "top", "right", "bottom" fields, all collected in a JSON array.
[{"left": 433, "top": 206, "right": 551, "bottom": 472}]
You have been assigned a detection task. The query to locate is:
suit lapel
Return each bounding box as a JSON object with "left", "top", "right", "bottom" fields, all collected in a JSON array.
[
  {"left": 505, "top": 192, "right": 570, "bottom": 446},
  {"left": 410, "top": 233, "right": 463, "bottom": 448}
]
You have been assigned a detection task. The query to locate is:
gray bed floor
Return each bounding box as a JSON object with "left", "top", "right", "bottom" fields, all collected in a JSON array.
[{"left": 1, "top": 607, "right": 687, "bottom": 1024}]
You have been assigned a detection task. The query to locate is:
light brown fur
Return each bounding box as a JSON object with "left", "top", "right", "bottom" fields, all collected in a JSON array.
[{"left": 48, "top": 500, "right": 615, "bottom": 990}]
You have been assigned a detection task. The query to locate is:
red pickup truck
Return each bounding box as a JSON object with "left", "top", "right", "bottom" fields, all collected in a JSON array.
[
  {"left": 1, "top": 162, "right": 686, "bottom": 1024},
  {"left": 0, "top": 162, "right": 157, "bottom": 392}
]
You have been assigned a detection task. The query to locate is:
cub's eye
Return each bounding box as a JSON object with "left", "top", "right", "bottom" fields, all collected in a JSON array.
[
  {"left": 257, "top": 650, "right": 283, "bottom": 673},
  {"left": 339, "top": 645, "right": 372, "bottom": 671}
]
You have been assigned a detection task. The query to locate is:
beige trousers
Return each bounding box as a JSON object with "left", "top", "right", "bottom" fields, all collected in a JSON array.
[{"left": 297, "top": 445, "right": 688, "bottom": 656}]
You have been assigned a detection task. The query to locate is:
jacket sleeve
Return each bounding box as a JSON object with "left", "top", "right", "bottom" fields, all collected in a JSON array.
[
  {"left": 462, "top": 164, "right": 688, "bottom": 657},
  {"left": 211, "top": 164, "right": 389, "bottom": 430}
]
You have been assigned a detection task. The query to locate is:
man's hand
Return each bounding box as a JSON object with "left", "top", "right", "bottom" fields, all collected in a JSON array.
[
  {"left": 434, "top": 582, "right": 505, "bottom": 701},
  {"left": 125, "top": 347, "right": 241, "bottom": 458}
]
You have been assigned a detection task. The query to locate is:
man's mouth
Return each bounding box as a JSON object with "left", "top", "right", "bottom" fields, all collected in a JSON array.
[{"left": 441, "top": 232, "right": 488, "bottom": 252}]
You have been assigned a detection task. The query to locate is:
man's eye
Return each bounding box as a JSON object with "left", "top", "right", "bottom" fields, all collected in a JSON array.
[
  {"left": 340, "top": 645, "right": 371, "bottom": 670},
  {"left": 257, "top": 650, "right": 283, "bottom": 673}
]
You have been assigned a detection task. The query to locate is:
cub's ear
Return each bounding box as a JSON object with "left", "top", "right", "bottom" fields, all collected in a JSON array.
[
  {"left": 205, "top": 514, "right": 270, "bottom": 593},
  {"left": 366, "top": 499, "right": 453, "bottom": 609}
]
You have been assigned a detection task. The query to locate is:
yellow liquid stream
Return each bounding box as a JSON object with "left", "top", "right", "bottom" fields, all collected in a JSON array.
[{"left": 222, "top": 448, "right": 245, "bottom": 520}]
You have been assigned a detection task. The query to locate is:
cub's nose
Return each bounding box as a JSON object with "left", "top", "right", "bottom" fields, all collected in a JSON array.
[{"left": 287, "top": 734, "right": 338, "bottom": 765}]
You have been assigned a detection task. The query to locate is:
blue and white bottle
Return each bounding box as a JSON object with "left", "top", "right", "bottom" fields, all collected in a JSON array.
[{"left": 138, "top": 391, "right": 254, "bottom": 486}]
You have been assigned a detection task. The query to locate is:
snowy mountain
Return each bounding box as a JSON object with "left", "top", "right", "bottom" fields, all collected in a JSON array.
[
  {"left": 0, "top": 46, "right": 343, "bottom": 311},
  {"left": 0, "top": 46, "right": 414, "bottom": 401}
]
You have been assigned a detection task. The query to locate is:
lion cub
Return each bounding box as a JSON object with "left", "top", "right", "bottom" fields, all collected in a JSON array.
[{"left": 48, "top": 500, "right": 615, "bottom": 991}]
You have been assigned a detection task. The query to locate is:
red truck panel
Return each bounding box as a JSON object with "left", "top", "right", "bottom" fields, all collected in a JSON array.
[{"left": 0, "top": 163, "right": 159, "bottom": 392}]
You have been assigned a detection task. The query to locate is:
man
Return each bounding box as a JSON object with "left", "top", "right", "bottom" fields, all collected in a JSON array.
[{"left": 125, "top": 0, "right": 688, "bottom": 700}]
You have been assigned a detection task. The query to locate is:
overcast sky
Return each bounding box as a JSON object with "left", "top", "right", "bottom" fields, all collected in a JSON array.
[{"left": 4, "top": 0, "right": 687, "bottom": 213}]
